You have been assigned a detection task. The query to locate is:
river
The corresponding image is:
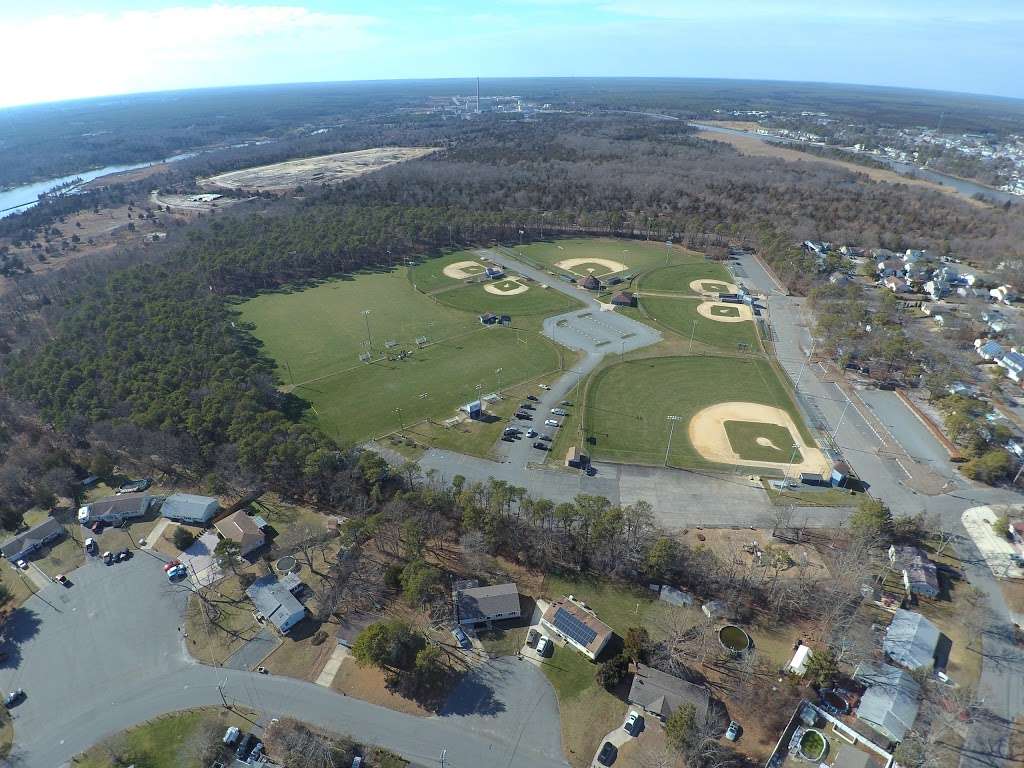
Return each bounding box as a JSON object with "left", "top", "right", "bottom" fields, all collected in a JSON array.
[
  {"left": 690, "top": 122, "right": 1021, "bottom": 205},
  {"left": 0, "top": 152, "right": 195, "bottom": 219}
]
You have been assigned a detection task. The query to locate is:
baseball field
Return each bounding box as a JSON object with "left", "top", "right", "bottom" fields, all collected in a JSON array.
[
  {"left": 506, "top": 238, "right": 702, "bottom": 279},
  {"left": 639, "top": 262, "right": 737, "bottom": 294},
  {"left": 581, "top": 356, "right": 827, "bottom": 473},
  {"left": 638, "top": 296, "right": 759, "bottom": 351},
  {"left": 237, "top": 269, "right": 565, "bottom": 442}
]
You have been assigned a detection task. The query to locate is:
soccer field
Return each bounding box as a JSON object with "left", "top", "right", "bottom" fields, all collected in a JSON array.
[
  {"left": 237, "top": 270, "right": 564, "bottom": 442},
  {"left": 639, "top": 296, "right": 760, "bottom": 351},
  {"left": 582, "top": 356, "right": 814, "bottom": 468}
]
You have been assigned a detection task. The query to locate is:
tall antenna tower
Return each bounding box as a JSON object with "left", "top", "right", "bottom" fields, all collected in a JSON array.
[{"left": 476, "top": 77, "right": 481, "bottom": 114}]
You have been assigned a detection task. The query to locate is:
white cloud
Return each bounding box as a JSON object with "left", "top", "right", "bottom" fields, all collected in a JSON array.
[{"left": 0, "top": 4, "right": 379, "bottom": 108}]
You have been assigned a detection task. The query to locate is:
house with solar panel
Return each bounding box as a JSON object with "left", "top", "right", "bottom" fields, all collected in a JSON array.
[{"left": 539, "top": 596, "right": 613, "bottom": 660}]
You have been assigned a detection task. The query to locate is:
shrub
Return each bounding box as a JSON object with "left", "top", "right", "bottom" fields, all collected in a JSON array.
[
  {"left": 172, "top": 526, "right": 195, "bottom": 551},
  {"left": 311, "top": 630, "right": 328, "bottom": 646}
]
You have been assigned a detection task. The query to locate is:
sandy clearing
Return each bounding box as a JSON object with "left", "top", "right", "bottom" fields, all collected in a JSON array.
[
  {"left": 555, "top": 257, "right": 628, "bottom": 275},
  {"left": 693, "top": 130, "right": 987, "bottom": 208},
  {"left": 689, "top": 279, "right": 738, "bottom": 295},
  {"left": 484, "top": 279, "right": 529, "bottom": 295},
  {"left": 203, "top": 146, "right": 435, "bottom": 192},
  {"left": 689, "top": 401, "right": 830, "bottom": 475},
  {"left": 696, "top": 301, "right": 753, "bottom": 323},
  {"left": 442, "top": 260, "right": 485, "bottom": 279}
]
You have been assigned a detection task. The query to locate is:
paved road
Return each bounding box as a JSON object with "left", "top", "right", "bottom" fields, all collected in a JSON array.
[{"left": 0, "top": 553, "right": 568, "bottom": 768}]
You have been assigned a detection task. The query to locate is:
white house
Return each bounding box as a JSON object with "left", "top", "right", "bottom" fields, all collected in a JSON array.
[
  {"left": 903, "top": 249, "right": 928, "bottom": 264},
  {"left": 991, "top": 285, "right": 1017, "bottom": 305},
  {"left": 998, "top": 350, "right": 1024, "bottom": 383},
  {"left": 924, "top": 280, "right": 949, "bottom": 300}
]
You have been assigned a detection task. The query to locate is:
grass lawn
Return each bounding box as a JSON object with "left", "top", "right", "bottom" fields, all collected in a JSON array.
[
  {"left": 21, "top": 507, "right": 85, "bottom": 578},
  {"left": 330, "top": 657, "right": 431, "bottom": 717},
  {"left": 640, "top": 261, "right": 735, "bottom": 293},
  {"left": 724, "top": 421, "right": 802, "bottom": 463},
  {"left": 75, "top": 708, "right": 257, "bottom": 768},
  {"left": 583, "top": 356, "right": 812, "bottom": 467},
  {"left": 409, "top": 249, "right": 488, "bottom": 292},
  {"left": 238, "top": 271, "right": 567, "bottom": 443},
  {"left": 506, "top": 238, "right": 700, "bottom": 278},
  {"left": 433, "top": 281, "right": 581, "bottom": 318},
  {"left": 763, "top": 481, "right": 861, "bottom": 507},
  {"left": 639, "top": 296, "right": 759, "bottom": 351},
  {"left": 185, "top": 575, "right": 262, "bottom": 665}
]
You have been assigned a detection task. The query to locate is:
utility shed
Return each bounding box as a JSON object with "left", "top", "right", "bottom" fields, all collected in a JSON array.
[
  {"left": 161, "top": 494, "right": 219, "bottom": 524},
  {"left": 883, "top": 609, "right": 940, "bottom": 671}
]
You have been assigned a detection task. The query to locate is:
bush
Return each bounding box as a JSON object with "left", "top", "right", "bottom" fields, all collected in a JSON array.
[
  {"left": 311, "top": 630, "right": 329, "bottom": 646},
  {"left": 962, "top": 449, "right": 1012, "bottom": 485},
  {"left": 595, "top": 653, "right": 630, "bottom": 690},
  {"left": 172, "top": 526, "right": 195, "bottom": 551},
  {"left": 384, "top": 564, "right": 403, "bottom": 590}
]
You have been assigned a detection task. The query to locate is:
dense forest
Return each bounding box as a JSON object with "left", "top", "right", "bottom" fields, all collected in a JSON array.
[{"left": 2, "top": 107, "right": 1024, "bottom": 531}]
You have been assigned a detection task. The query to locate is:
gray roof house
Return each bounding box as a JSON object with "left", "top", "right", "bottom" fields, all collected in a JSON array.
[
  {"left": 627, "top": 663, "right": 711, "bottom": 722},
  {"left": 883, "top": 610, "right": 940, "bottom": 671},
  {"left": 854, "top": 662, "right": 922, "bottom": 743},
  {"left": 161, "top": 493, "right": 219, "bottom": 524},
  {"left": 1, "top": 517, "right": 64, "bottom": 561},
  {"left": 888, "top": 545, "right": 940, "bottom": 598},
  {"left": 455, "top": 582, "right": 521, "bottom": 626},
  {"left": 77, "top": 494, "right": 155, "bottom": 525},
  {"left": 246, "top": 574, "right": 306, "bottom": 634}
]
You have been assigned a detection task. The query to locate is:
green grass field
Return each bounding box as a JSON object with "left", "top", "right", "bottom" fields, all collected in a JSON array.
[
  {"left": 723, "top": 420, "right": 803, "bottom": 463},
  {"left": 238, "top": 270, "right": 566, "bottom": 443},
  {"left": 505, "top": 238, "right": 700, "bottom": 277},
  {"left": 583, "top": 356, "right": 812, "bottom": 467},
  {"left": 434, "top": 281, "right": 581, "bottom": 317},
  {"left": 409, "top": 250, "right": 488, "bottom": 293},
  {"left": 640, "top": 261, "right": 735, "bottom": 293},
  {"left": 639, "top": 296, "right": 759, "bottom": 350}
]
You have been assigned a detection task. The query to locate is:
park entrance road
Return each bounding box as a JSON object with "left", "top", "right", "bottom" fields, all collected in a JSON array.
[{"left": 0, "top": 553, "right": 568, "bottom": 768}]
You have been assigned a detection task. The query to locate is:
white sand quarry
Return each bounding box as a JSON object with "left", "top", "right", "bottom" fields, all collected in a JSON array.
[
  {"left": 696, "top": 301, "right": 754, "bottom": 323},
  {"left": 689, "top": 279, "right": 739, "bottom": 296},
  {"left": 484, "top": 279, "right": 530, "bottom": 295},
  {"left": 443, "top": 260, "right": 486, "bottom": 279},
  {"left": 555, "top": 257, "right": 628, "bottom": 276},
  {"left": 688, "top": 401, "right": 830, "bottom": 474}
]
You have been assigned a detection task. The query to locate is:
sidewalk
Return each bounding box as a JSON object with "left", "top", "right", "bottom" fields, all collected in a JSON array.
[{"left": 315, "top": 642, "right": 350, "bottom": 687}]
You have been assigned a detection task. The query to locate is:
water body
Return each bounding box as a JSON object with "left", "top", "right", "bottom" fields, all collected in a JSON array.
[
  {"left": 0, "top": 152, "right": 195, "bottom": 219},
  {"left": 691, "top": 123, "right": 1020, "bottom": 205}
]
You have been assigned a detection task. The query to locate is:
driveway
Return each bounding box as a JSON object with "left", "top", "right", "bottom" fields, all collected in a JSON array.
[
  {"left": 962, "top": 506, "right": 1024, "bottom": 579},
  {"left": 590, "top": 720, "right": 634, "bottom": 768},
  {"left": 223, "top": 626, "right": 280, "bottom": 671},
  {"left": 0, "top": 553, "right": 569, "bottom": 768},
  {"left": 180, "top": 530, "right": 223, "bottom": 586}
]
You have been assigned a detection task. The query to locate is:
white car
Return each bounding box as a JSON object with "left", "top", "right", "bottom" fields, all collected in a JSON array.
[
  {"left": 538, "top": 384, "right": 551, "bottom": 390},
  {"left": 15, "top": 559, "right": 28, "bottom": 570},
  {"left": 624, "top": 710, "right": 642, "bottom": 735},
  {"left": 550, "top": 408, "right": 567, "bottom": 416},
  {"left": 544, "top": 419, "right": 560, "bottom": 427}
]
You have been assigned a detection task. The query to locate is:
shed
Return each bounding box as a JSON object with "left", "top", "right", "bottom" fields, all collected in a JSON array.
[
  {"left": 161, "top": 493, "right": 219, "bottom": 525},
  {"left": 565, "top": 446, "right": 588, "bottom": 469},
  {"left": 580, "top": 275, "right": 601, "bottom": 291},
  {"left": 461, "top": 400, "right": 483, "bottom": 420},
  {"left": 611, "top": 291, "right": 636, "bottom": 307},
  {"left": 799, "top": 472, "right": 824, "bottom": 486},
  {"left": 479, "top": 312, "right": 497, "bottom": 325},
  {"left": 787, "top": 644, "right": 813, "bottom": 675},
  {"left": 830, "top": 462, "right": 852, "bottom": 488}
]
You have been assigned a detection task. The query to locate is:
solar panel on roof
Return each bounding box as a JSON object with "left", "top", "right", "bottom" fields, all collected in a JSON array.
[{"left": 553, "top": 607, "right": 597, "bottom": 647}]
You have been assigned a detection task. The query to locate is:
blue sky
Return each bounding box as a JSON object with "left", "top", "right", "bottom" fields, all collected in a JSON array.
[{"left": 1, "top": 0, "right": 1022, "bottom": 108}]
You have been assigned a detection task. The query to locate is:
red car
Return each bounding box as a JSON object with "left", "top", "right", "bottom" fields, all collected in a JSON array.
[{"left": 163, "top": 559, "right": 182, "bottom": 572}]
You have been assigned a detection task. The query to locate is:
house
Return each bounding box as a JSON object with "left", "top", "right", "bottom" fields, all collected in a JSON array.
[
  {"left": 976, "top": 338, "right": 1006, "bottom": 361},
  {"left": 989, "top": 319, "right": 1013, "bottom": 334},
  {"left": 214, "top": 511, "right": 265, "bottom": 557},
  {"left": 853, "top": 662, "right": 922, "bottom": 743},
  {"left": 77, "top": 493, "right": 155, "bottom": 525},
  {"left": 804, "top": 240, "right": 830, "bottom": 255},
  {"left": 947, "top": 381, "right": 979, "bottom": 398},
  {"left": 923, "top": 279, "right": 949, "bottom": 300},
  {"left": 876, "top": 260, "right": 903, "bottom": 278},
  {"left": 611, "top": 291, "right": 636, "bottom": 307},
  {"left": 903, "top": 249, "right": 929, "bottom": 264},
  {"left": 871, "top": 248, "right": 896, "bottom": 260},
  {"left": 627, "top": 663, "right": 711, "bottom": 722},
  {"left": 957, "top": 286, "right": 988, "bottom": 299},
  {"left": 454, "top": 582, "right": 521, "bottom": 626},
  {"left": 883, "top": 276, "right": 908, "bottom": 293},
  {"left": 540, "top": 596, "right": 613, "bottom": 660},
  {"left": 883, "top": 610, "right": 940, "bottom": 671},
  {"left": 161, "top": 494, "right": 219, "bottom": 525},
  {"left": 888, "top": 545, "right": 940, "bottom": 598},
  {"left": 991, "top": 285, "right": 1017, "bottom": 305},
  {"left": 246, "top": 574, "right": 306, "bottom": 633},
  {"left": 580, "top": 275, "right": 601, "bottom": 291},
  {"left": 904, "top": 264, "right": 931, "bottom": 286},
  {"left": 1, "top": 517, "right": 63, "bottom": 562},
  {"left": 997, "top": 350, "right": 1024, "bottom": 383},
  {"left": 841, "top": 246, "right": 865, "bottom": 258},
  {"left": 964, "top": 273, "right": 981, "bottom": 287}
]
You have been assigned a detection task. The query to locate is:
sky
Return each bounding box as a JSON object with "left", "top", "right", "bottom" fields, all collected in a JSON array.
[{"left": 0, "top": 0, "right": 1022, "bottom": 108}]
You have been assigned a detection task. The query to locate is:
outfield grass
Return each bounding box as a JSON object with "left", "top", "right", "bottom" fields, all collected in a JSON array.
[
  {"left": 434, "top": 281, "right": 581, "bottom": 317},
  {"left": 506, "top": 238, "right": 700, "bottom": 277},
  {"left": 409, "top": 249, "right": 487, "bottom": 293},
  {"left": 723, "top": 421, "right": 803, "bottom": 463},
  {"left": 583, "top": 356, "right": 812, "bottom": 467},
  {"left": 238, "top": 271, "right": 567, "bottom": 443},
  {"left": 639, "top": 296, "right": 759, "bottom": 350},
  {"left": 640, "top": 261, "right": 735, "bottom": 293}
]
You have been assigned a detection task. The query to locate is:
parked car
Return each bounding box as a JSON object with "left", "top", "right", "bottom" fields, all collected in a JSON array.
[
  {"left": 538, "top": 384, "right": 551, "bottom": 390},
  {"left": 597, "top": 741, "right": 618, "bottom": 766},
  {"left": 54, "top": 574, "right": 68, "bottom": 586},
  {"left": 452, "top": 626, "right": 472, "bottom": 649},
  {"left": 84, "top": 537, "right": 97, "bottom": 554},
  {"left": 223, "top": 726, "right": 240, "bottom": 745},
  {"left": 117, "top": 549, "right": 132, "bottom": 562},
  {"left": 560, "top": 400, "right": 573, "bottom": 406},
  {"left": 550, "top": 408, "right": 567, "bottom": 416},
  {"left": 533, "top": 441, "right": 549, "bottom": 450},
  {"left": 351, "top": 757, "right": 363, "bottom": 768},
  {"left": 163, "top": 559, "right": 182, "bottom": 572},
  {"left": 725, "top": 720, "right": 741, "bottom": 741},
  {"left": 544, "top": 419, "right": 560, "bottom": 427},
  {"left": 4, "top": 689, "right": 24, "bottom": 707},
  {"left": 536, "top": 635, "right": 553, "bottom": 657},
  {"left": 235, "top": 734, "right": 256, "bottom": 760},
  {"left": 540, "top": 434, "right": 552, "bottom": 442},
  {"left": 102, "top": 551, "right": 114, "bottom": 565},
  {"left": 526, "top": 628, "right": 540, "bottom": 646},
  {"left": 515, "top": 411, "right": 532, "bottom": 420},
  {"left": 526, "top": 429, "right": 538, "bottom": 438},
  {"left": 520, "top": 402, "right": 535, "bottom": 410},
  {"left": 501, "top": 435, "right": 515, "bottom": 443},
  {"left": 167, "top": 564, "right": 188, "bottom": 581},
  {"left": 15, "top": 559, "right": 27, "bottom": 570},
  {"left": 527, "top": 395, "right": 539, "bottom": 401},
  {"left": 624, "top": 711, "right": 642, "bottom": 735}
]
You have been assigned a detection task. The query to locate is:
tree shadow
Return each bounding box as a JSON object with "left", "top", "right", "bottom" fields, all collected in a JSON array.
[
  {"left": 0, "top": 606, "right": 43, "bottom": 669},
  {"left": 438, "top": 671, "right": 508, "bottom": 718}
]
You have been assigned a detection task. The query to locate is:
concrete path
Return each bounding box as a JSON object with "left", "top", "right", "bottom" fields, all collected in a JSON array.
[
  {"left": 23, "top": 562, "right": 52, "bottom": 591},
  {"left": 142, "top": 517, "right": 171, "bottom": 549},
  {"left": 315, "top": 642, "right": 350, "bottom": 686}
]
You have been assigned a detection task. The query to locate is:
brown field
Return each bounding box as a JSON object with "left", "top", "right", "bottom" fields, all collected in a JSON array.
[
  {"left": 699, "top": 119, "right": 763, "bottom": 131},
  {"left": 202, "top": 146, "right": 436, "bottom": 192},
  {"left": 81, "top": 162, "right": 171, "bottom": 190},
  {"left": 694, "top": 130, "right": 988, "bottom": 207}
]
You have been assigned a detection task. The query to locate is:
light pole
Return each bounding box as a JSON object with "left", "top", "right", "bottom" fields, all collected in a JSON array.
[
  {"left": 794, "top": 337, "right": 816, "bottom": 392},
  {"left": 361, "top": 309, "right": 374, "bottom": 352},
  {"left": 496, "top": 367, "right": 503, "bottom": 392},
  {"left": 688, "top": 318, "right": 697, "bottom": 353},
  {"left": 832, "top": 398, "right": 852, "bottom": 443},
  {"left": 664, "top": 415, "right": 682, "bottom": 466},
  {"left": 394, "top": 407, "right": 404, "bottom": 432},
  {"left": 781, "top": 443, "right": 800, "bottom": 491}
]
